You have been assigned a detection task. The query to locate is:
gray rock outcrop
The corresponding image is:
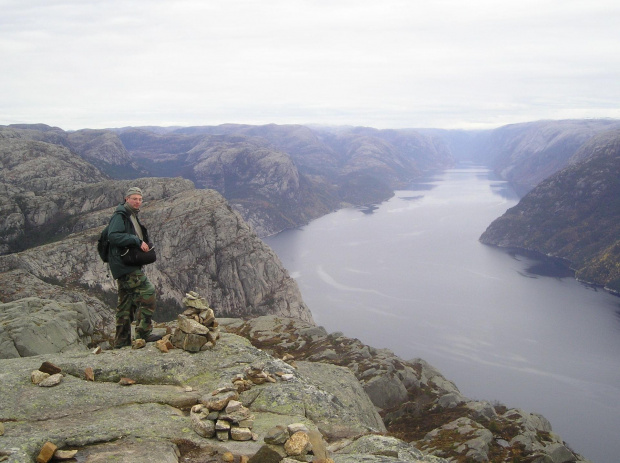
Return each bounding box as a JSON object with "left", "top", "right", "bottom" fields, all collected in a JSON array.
[
  {"left": 0, "top": 308, "right": 592, "bottom": 463},
  {"left": 0, "top": 174, "right": 313, "bottom": 346},
  {"left": 334, "top": 434, "right": 445, "bottom": 463},
  {"left": 0, "top": 331, "right": 392, "bottom": 462},
  {"left": 0, "top": 297, "right": 101, "bottom": 359},
  {"left": 221, "top": 315, "right": 590, "bottom": 463}
]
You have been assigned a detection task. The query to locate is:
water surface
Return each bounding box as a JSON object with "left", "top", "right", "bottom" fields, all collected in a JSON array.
[{"left": 265, "top": 166, "right": 620, "bottom": 463}]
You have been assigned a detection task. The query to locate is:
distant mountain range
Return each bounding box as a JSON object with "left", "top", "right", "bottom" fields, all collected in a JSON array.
[
  {"left": 2, "top": 118, "right": 619, "bottom": 296},
  {"left": 5, "top": 123, "right": 452, "bottom": 237}
]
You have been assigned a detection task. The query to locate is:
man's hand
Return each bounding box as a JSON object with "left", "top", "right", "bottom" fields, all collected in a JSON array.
[{"left": 140, "top": 241, "right": 150, "bottom": 252}]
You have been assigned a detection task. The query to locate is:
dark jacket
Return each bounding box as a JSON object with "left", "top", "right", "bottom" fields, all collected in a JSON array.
[{"left": 107, "top": 203, "right": 151, "bottom": 279}]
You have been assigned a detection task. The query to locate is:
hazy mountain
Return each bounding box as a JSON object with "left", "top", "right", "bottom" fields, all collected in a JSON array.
[
  {"left": 480, "top": 128, "right": 620, "bottom": 292},
  {"left": 117, "top": 123, "right": 454, "bottom": 235},
  {"left": 65, "top": 129, "right": 148, "bottom": 178},
  {"left": 470, "top": 119, "right": 620, "bottom": 195},
  {"left": 6, "top": 123, "right": 148, "bottom": 179},
  {"left": 4, "top": 123, "right": 454, "bottom": 237}
]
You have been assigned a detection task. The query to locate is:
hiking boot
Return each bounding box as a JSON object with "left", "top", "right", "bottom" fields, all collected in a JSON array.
[
  {"left": 145, "top": 333, "right": 163, "bottom": 343},
  {"left": 113, "top": 342, "right": 131, "bottom": 349}
]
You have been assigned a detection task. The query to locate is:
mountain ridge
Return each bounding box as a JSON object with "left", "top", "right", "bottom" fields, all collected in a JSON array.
[
  {"left": 480, "top": 128, "right": 620, "bottom": 292},
  {"left": 5, "top": 122, "right": 454, "bottom": 237}
]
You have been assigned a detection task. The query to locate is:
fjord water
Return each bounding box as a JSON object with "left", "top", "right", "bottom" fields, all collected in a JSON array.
[{"left": 264, "top": 166, "right": 620, "bottom": 463}]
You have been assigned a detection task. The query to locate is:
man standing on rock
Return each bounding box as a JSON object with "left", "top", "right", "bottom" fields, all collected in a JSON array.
[{"left": 107, "top": 186, "right": 158, "bottom": 348}]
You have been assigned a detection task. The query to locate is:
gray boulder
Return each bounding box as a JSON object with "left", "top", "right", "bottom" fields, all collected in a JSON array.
[
  {"left": 335, "top": 434, "right": 446, "bottom": 463},
  {"left": 295, "top": 361, "right": 385, "bottom": 435},
  {"left": 418, "top": 417, "right": 493, "bottom": 462},
  {"left": 363, "top": 373, "right": 409, "bottom": 410},
  {"left": 0, "top": 297, "right": 99, "bottom": 358}
]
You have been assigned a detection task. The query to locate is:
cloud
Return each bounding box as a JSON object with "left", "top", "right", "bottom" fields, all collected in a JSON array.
[{"left": 1, "top": 0, "right": 619, "bottom": 129}]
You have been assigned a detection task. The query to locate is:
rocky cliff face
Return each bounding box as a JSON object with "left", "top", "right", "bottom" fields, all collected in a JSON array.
[
  {"left": 183, "top": 134, "right": 336, "bottom": 237},
  {"left": 0, "top": 183, "right": 312, "bottom": 326},
  {"left": 0, "top": 127, "right": 109, "bottom": 253},
  {"left": 480, "top": 128, "right": 620, "bottom": 292},
  {"left": 0, "top": 129, "right": 313, "bottom": 325}
]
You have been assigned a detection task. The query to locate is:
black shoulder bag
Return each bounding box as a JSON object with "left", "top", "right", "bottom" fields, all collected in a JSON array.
[{"left": 120, "top": 243, "right": 157, "bottom": 266}]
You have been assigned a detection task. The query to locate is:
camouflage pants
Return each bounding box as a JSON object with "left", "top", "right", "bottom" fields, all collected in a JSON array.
[{"left": 114, "top": 269, "right": 156, "bottom": 348}]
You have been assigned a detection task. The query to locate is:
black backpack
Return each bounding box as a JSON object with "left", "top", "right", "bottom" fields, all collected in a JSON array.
[
  {"left": 97, "top": 211, "right": 124, "bottom": 263},
  {"left": 97, "top": 224, "right": 111, "bottom": 263}
]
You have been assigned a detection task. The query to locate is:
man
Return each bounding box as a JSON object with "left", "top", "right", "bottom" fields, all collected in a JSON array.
[{"left": 107, "top": 186, "right": 158, "bottom": 348}]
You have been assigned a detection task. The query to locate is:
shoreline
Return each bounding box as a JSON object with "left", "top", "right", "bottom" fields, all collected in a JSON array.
[{"left": 484, "top": 243, "right": 620, "bottom": 298}]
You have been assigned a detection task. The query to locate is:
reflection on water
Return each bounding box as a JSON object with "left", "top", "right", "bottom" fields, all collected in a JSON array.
[
  {"left": 265, "top": 166, "right": 620, "bottom": 463},
  {"left": 506, "top": 248, "right": 575, "bottom": 279},
  {"left": 399, "top": 195, "right": 424, "bottom": 202},
  {"left": 356, "top": 204, "right": 380, "bottom": 214},
  {"left": 489, "top": 181, "right": 520, "bottom": 201}
]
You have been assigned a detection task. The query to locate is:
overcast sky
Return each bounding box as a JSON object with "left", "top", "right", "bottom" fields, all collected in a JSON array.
[{"left": 1, "top": 0, "right": 619, "bottom": 131}]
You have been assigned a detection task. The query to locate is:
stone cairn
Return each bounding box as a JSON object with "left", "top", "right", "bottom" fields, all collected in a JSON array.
[
  {"left": 188, "top": 361, "right": 333, "bottom": 462},
  {"left": 170, "top": 291, "right": 220, "bottom": 352},
  {"left": 190, "top": 361, "right": 278, "bottom": 442},
  {"left": 168, "top": 293, "right": 332, "bottom": 460}
]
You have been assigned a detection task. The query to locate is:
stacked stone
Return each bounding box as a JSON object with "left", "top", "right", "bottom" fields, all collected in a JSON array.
[
  {"left": 258, "top": 423, "right": 333, "bottom": 462},
  {"left": 190, "top": 362, "right": 292, "bottom": 443},
  {"left": 170, "top": 291, "right": 220, "bottom": 352},
  {"left": 31, "top": 361, "right": 63, "bottom": 388},
  {"left": 191, "top": 389, "right": 256, "bottom": 442},
  {"left": 244, "top": 362, "right": 277, "bottom": 385}
]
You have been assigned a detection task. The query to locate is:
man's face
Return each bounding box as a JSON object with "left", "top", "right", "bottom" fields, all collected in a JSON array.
[{"left": 126, "top": 194, "right": 143, "bottom": 209}]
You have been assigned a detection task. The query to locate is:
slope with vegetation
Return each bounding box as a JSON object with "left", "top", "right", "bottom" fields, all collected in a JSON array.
[{"left": 480, "top": 128, "right": 620, "bottom": 292}]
